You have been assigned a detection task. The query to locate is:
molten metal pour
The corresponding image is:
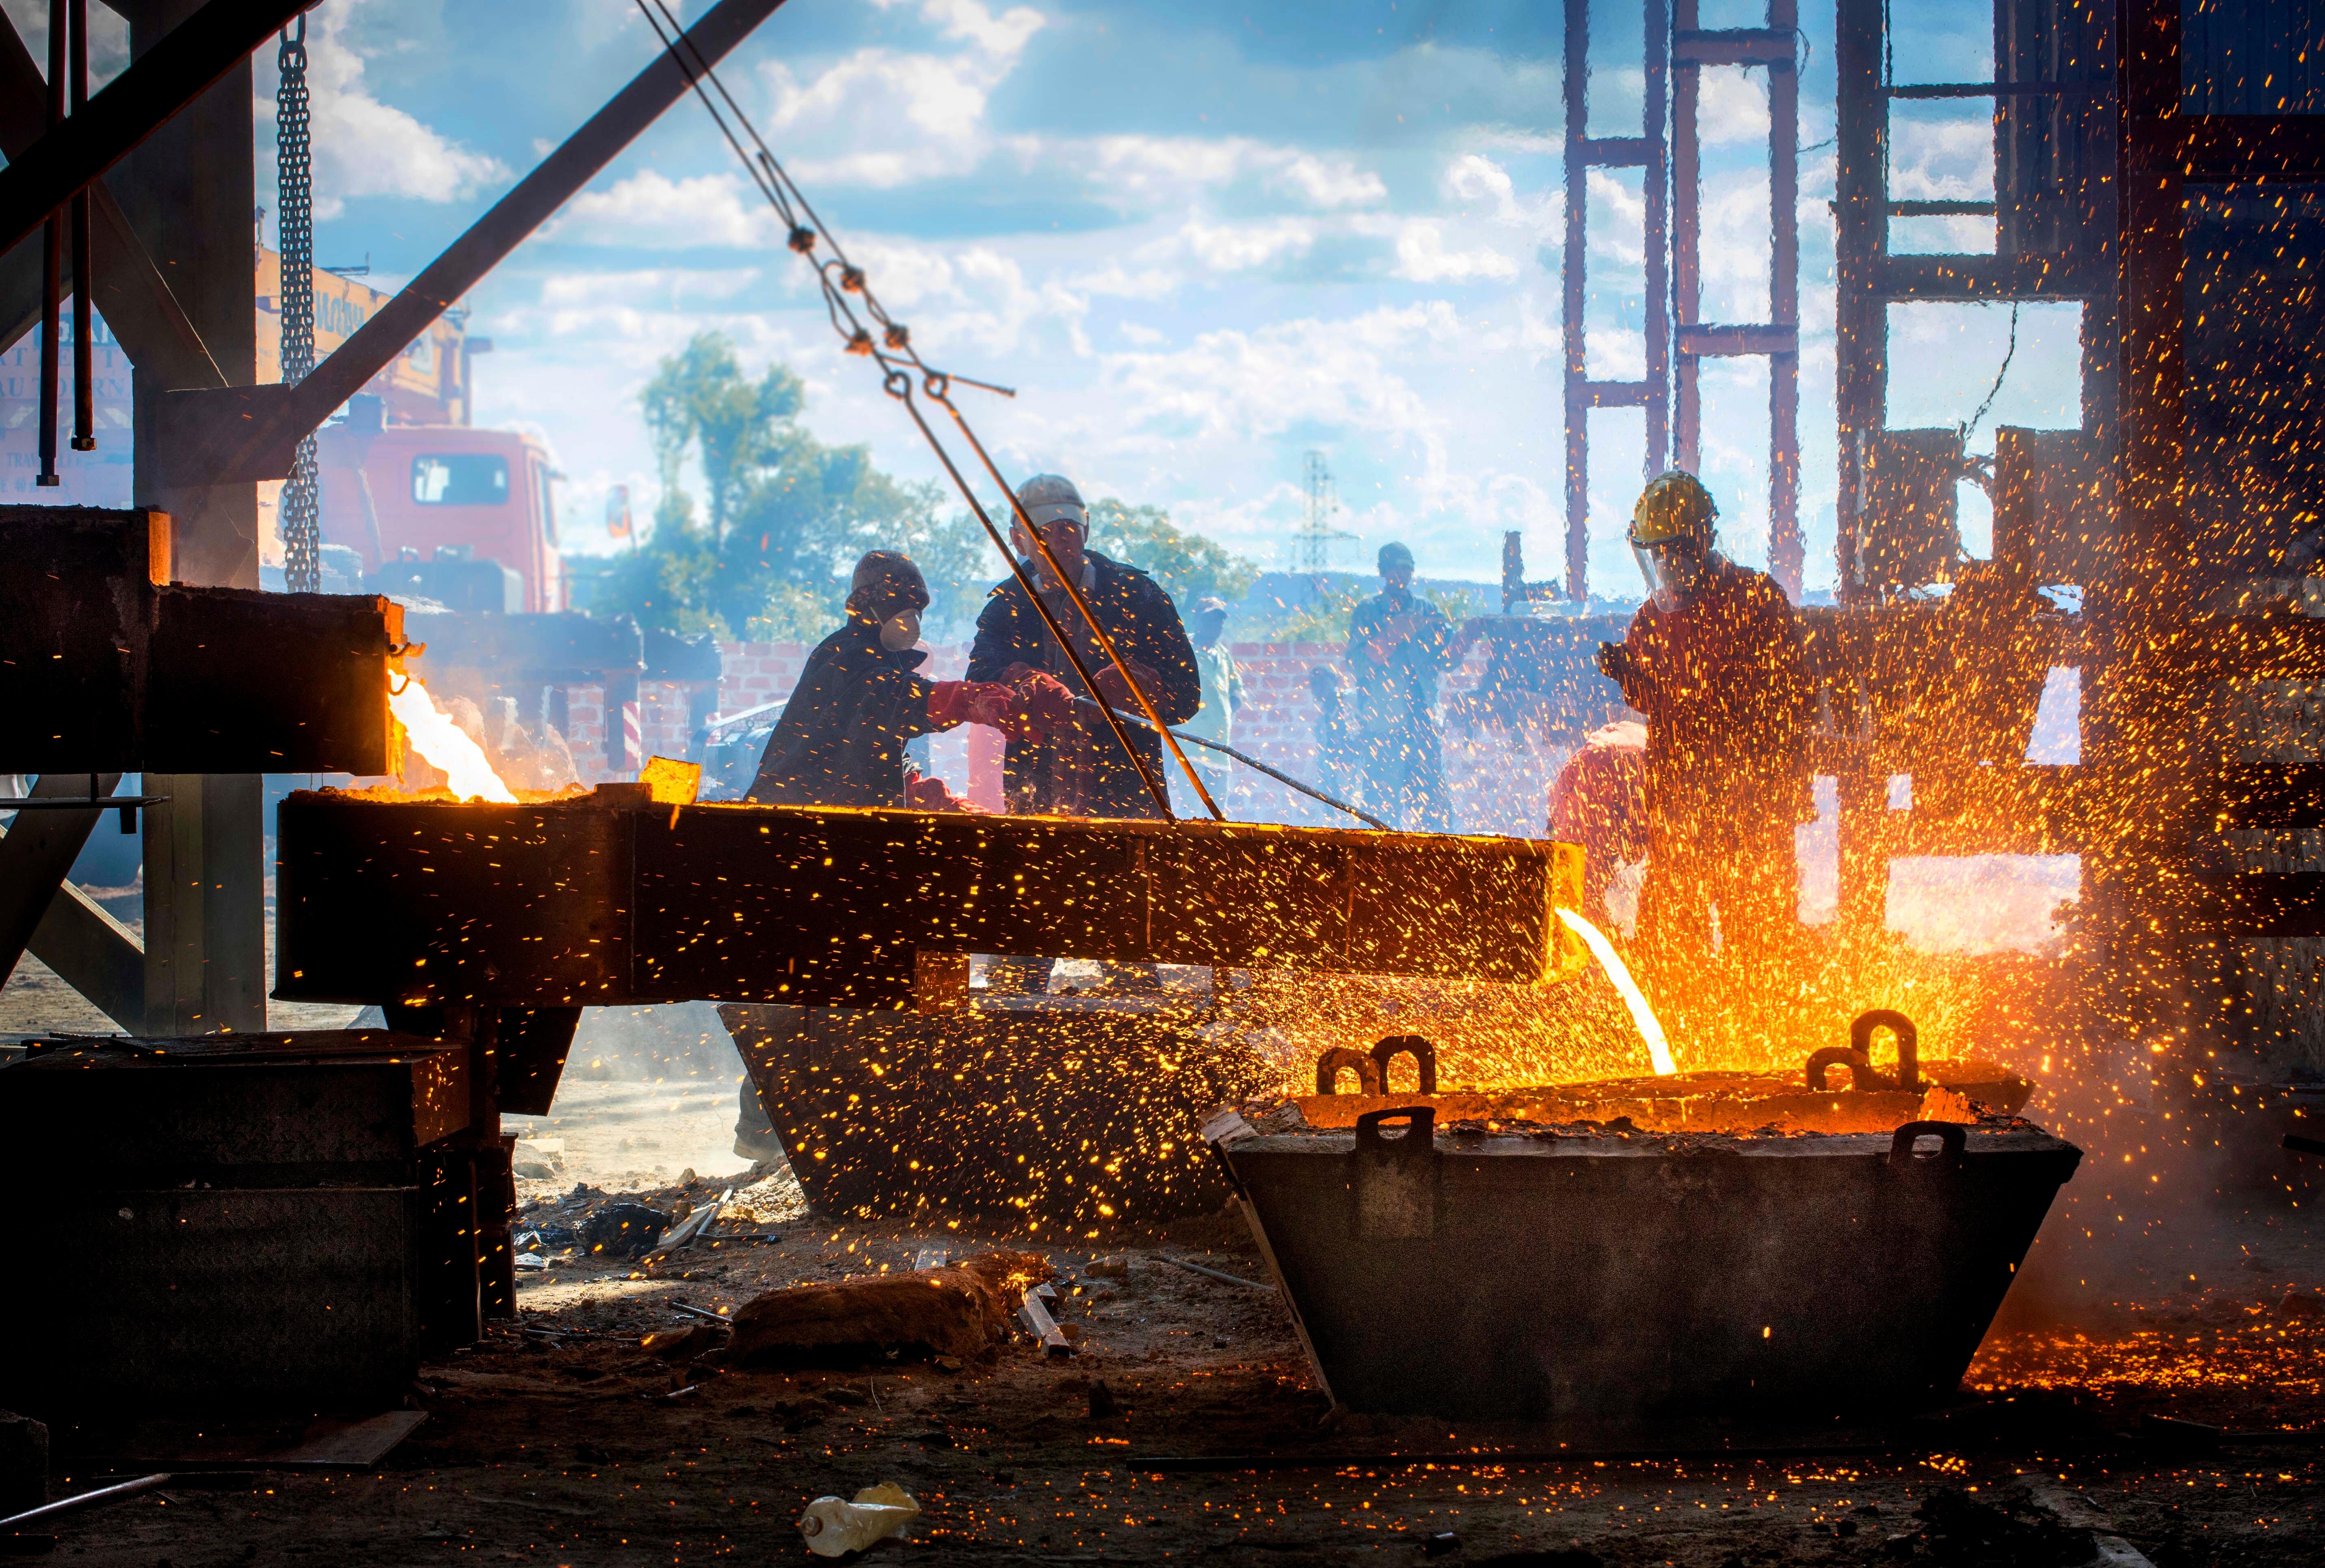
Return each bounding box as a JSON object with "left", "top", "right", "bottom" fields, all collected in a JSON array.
[
  {"left": 1555, "top": 906, "right": 1676, "bottom": 1077},
  {"left": 389, "top": 682, "right": 518, "bottom": 802}
]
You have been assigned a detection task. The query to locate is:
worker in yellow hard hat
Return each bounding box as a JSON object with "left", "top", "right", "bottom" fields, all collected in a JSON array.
[{"left": 1594, "top": 470, "right": 1812, "bottom": 986}]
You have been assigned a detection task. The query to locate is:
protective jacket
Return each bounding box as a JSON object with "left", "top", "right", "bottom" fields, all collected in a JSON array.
[
  {"left": 1611, "top": 557, "right": 1812, "bottom": 823},
  {"left": 967, "top": 550, "right": 1200, "bottom": 818},
  {"left": 746, "top": 619, "right": 937, "bottom": 808}
]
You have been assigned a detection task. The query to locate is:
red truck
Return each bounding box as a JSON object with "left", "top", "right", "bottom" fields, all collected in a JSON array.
[{"left": 315, "top": 398, "right": 565, "bottom": 612}]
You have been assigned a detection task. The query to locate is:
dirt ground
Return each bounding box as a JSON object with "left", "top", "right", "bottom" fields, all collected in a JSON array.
[
  {"left": 8, "top": 942, "right": 2323, "bottom": 1564},
  {"left": 26, "top": 1169, "right": 2325, "bottom": 1568}
]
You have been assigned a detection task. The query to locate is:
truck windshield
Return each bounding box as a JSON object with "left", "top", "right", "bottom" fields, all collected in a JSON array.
[{"left": 412, "top": 454, "right": 509, "bottom": 506}]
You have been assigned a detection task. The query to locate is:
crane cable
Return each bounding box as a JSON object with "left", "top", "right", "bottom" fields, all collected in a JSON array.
[{"left": 631, "top": 0, "right": 1223, "bottom": 824}]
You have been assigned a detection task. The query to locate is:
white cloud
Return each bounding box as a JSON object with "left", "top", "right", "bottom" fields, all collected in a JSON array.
[
  {"left": 547, "top": 172, "right": 776, "bottom": 249},
  {"left": 537, "top": 268, "right": 764, "bottom": 308},
  {"left": 1393, "top": 221, "right": 1518, "bottom": 283},
  {"left": 1585, "top": 169, "right": 1645, "bottom": 266},
  {"left": 270, "top": 0, "right": 505, "bottom": 221},
  {"left": 1585, "top": 326, "right": 1646, "bottom": 381},
  {"left": 1698, "top": 66, "right": 1771, "bottom": 148},
  {"left": 1094, "top": 303, "right": 1459, "bottom": 465},
  {"left": 761, "top": 0, "right": 1042, "bottom": 188},
  {"left": 1270, "top": 151, "right": 1389, "bottom": 209},
  {"left": 1443, "top": 153, "right": 1521, "bottom": 222},
  {"left": 1178, "top": 218, "right": 1317, "bottom": 273}
]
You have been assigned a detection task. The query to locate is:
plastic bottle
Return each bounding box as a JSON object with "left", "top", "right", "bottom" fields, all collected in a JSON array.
[{"left": 796, "top": 1483, "right": 919, "bottom": 1557}]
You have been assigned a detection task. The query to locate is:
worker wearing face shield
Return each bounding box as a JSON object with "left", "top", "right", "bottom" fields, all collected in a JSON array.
[
  {"left": 1594, "top": 471, "right": 1812, "bottom": 975},
  {"left": 746, "top": 551, "right": 1073, "bottom": 808}
]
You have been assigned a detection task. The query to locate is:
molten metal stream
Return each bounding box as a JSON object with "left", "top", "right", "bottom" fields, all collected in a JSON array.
[
  {"left": 389, "top": 683, "right": 518, "bottom": 803},
  {"left": 1554, "top": 907, "right": 1677, "bottom": 1077}
]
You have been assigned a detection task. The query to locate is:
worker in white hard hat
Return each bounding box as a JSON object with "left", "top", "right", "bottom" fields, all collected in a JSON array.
[{"left": 1594, "top": 470, "right": 1812, "bottom": 979}]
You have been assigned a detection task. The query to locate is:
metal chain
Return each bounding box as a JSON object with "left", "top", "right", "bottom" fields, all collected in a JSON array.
[{"left": 277, "top": 17, "right": 321, "bottom": 593}]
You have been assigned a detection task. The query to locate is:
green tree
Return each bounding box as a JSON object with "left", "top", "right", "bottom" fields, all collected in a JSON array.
[
  {"left": 642, "top": 334, "right": 802, "bottom": 545},
  {"left": 601, "top": 333, "right": 941, "bottom": 638},
  {"left": 1085, "top": 499, "right": 1258, "bottom": 609}
]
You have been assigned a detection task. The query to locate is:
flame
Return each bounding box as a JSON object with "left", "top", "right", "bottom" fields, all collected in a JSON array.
[
  {"left": 389, "top": 682, "right": 518, "bottom": 803},
  {"left": 1555, "top": 907, "right": 1677, "bottom": 1077}
]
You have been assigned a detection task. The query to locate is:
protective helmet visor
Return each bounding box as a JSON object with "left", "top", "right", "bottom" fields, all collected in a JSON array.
[{"left": 1632, "top": 538, "right": 1708, "bottom": 610}]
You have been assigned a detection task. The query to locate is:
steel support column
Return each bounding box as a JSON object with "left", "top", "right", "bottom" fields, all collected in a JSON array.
[
  {"left": 1560, "top": 0, "right": 1670, "bottom": 604},
  {"left": 112, "top": 0, "right": 265, "bottom": 1032},
  {"left": 2084, "top": 0, "right": 2192, "bottom": 1048},
  {"left": 1671, "top": 3, "right": 1802, "bottom": 596},
  {"left": 0, "top": 0, "right": 312, "bottom": 259}
]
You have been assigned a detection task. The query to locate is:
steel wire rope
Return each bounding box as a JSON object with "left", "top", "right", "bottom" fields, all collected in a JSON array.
[{"left": 631, "top": 0, "right": 1227, "bottom": 823}]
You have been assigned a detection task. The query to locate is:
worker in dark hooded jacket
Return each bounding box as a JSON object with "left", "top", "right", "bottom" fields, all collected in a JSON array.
[
  {"left": 747, "top": 551, "right": 1073, "bottom": 808},
  {"left": 967, "top": 474, "right": 1202, "bottom": 818},
  {"left": 1595, "top": 470, "right": 1811, "bottom": 974}
]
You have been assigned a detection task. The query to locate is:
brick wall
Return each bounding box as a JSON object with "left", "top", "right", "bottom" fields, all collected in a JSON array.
[{"left": 595, "top": 637, "right": 1569, "bottom": 835}]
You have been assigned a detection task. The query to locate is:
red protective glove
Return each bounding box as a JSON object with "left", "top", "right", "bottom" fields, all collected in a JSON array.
[
  {"left": 1009, "top": 671, "right": 1076, "bottom": 738},
  {"left": 1091, "top": 659, "right": 1161, "bottom": 711},
  {"left": 927, "top": 676, "right": 1075, "bottom": 742},
  {"left": 927, "top": 679, "right": 1017, "bottom": 731},
  {"left": 904, "top": 770, "right": 980, "bottom": 813}
]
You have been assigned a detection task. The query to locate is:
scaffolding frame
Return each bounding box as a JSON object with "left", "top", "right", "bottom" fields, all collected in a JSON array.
[
  {"left": 1560, "top": 0, "right": 1802, "bottom": 601},
  {"left": 1561, "top": 0, "right": 1670, "bottom": 603}
]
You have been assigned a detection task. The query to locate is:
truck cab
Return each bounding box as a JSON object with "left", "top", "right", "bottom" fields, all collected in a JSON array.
[{"left": 315, "top": 396, "right": 564, "bottom": 612}]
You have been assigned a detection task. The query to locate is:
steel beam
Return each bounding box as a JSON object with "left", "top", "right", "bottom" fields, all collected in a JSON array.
[
  {"left": 0, "top": 0, "right": 311, "bottom": 260},
  {"left": 0, "top": 11, "right": 224, "bottom": 388},
  {"left": 183, "top": 0, "right": 790, "bottom": 486},
  {"left": 28, "top": 878, "right": 145, "bottom": 1031},
  {"left": 0, "top": 772, "right": 120, "bottom": 996},
  {"left": 1559, "top": 0, "right": 1669, "bottom": 605}
]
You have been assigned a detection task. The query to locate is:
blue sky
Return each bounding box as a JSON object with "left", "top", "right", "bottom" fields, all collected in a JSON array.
[{"left": 22, "top": 0, "right": 2094, "bottom": 593}]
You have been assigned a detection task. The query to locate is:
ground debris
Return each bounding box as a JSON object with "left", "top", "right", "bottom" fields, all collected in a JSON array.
[
  {"left": 726, "top": 1248, "right": 1053, "bottom": 1366},
  {"left": 1901, "top": 1484, "right": 2092, "bottom": 1566}
]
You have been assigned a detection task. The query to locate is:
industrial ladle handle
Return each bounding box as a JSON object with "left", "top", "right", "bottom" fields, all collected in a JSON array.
[
  {"left": 1888, "top": 1120, "right": 1966, "bottom": 1172},
  {"left": 1316, "top": 1047, "right": 1382, "bottom": 1096},
  {"left": 1371, "top": 1034, "right": 1437, "bottom": 1095},
  {"left": 1805, "top": 1046, "right": 1883, "bottom": 1092},
  {"left": 1851, "top": 1009, "right": 1921, "bottom": 1092},
  {"left": 1354, "top": 1105, "right": 1436, "bottom": 1156}
]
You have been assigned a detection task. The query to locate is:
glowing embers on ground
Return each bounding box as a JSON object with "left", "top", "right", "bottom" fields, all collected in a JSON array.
[
  {"left": 390, "top": 681, "right": 518, "bottom": 803},
  {"left": 1556, "top": 906, "right": 1676, "bottom": 1076}
]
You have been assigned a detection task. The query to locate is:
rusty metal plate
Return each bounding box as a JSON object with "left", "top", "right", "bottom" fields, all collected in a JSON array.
[
  {"left": 274, "top": 795, "right": 632, "bottom": 1007},
  {"left": 0, "top": 505, "right": 168, "bottom": 771},
  {"left": 277, "top": 795, "right": 1583, "bottom": 1008},
  {"left": 148, "top": 587, "right": 399, "bottom": 774}
]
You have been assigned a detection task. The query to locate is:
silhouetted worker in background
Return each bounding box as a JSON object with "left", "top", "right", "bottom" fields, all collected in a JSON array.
[
  {"left": 968, "top": 474, "right": 1202, "bottom": 818},
  {"left": 748, "top": 551, "right": 1072, "bottom": 808},
  {"left": 1308, "top": 664, "right": 1365, "bottom": 820},
  {"left": 1182, "top": 596, "right": 1245, "bottom": 808},
  {"left": 1347, "top": 541, "right": 1468, "bottom": 832},
  {"left": 1596, "top": 471, "right": 1811, "bottom": 975}
]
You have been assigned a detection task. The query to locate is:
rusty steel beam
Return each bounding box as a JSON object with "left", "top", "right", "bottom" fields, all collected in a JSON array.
[
  {"left": 0, "top": 0, "right": 311, "bottom": 260},
  {"left": 274, "top": 794, "right": 1588, "bottom": 1013},
  {"left": 0, "top": 772, "right": 121, "bottom": 995},
  {"left": 178, "top": 0, "right": 790, "bottom": 485},
  {"left": 0, "top": 11, "right": 225, "bottom": 385}
]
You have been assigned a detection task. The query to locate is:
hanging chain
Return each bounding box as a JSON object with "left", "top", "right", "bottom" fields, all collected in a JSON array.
[{"left": 277, "top": 17, "right": 321, "bottom": 593}]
